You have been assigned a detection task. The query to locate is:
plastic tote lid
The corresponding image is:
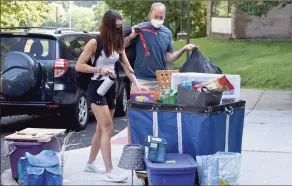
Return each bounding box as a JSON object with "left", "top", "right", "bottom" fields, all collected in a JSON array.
[{"left": 145, "top": 153, "right": 198, "bottom": 171}]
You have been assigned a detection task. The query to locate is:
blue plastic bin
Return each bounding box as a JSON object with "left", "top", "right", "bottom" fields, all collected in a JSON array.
[
  {"left": 7, "top": 139, "right": 59, "bottom": 180},
  {"left": 145, "top": 153, "right": 197, "bottom": 186}
]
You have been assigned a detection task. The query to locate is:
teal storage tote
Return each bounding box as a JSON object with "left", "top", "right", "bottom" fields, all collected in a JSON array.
[{"left": 144, "top": 136, "right": 167, "bottom": 163}]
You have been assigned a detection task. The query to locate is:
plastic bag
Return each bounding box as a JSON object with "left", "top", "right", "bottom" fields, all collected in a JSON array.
[
  {"left": 196, "top": 152, "right": 242, "bottom": 186},
  {"left": 157, "top": 89, "right": 177, "bottom": 104},
  {"left": 18, "top": 150, "right": 63, "bottom": 186},
  {"left": 179, "top": 48, "right": 222, "bottom": 74}
]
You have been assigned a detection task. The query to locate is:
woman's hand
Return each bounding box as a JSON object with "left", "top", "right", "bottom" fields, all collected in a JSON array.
[
  {"left": 135, "top": 84, "right": 149, "bottom": 91},
  {"left": 99, "top": 68, "right": 112, "bottom": 76}
]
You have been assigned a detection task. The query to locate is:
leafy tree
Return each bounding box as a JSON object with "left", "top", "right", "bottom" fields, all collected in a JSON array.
[
  {"left": 41, "top": 3, "right": 96, "bottom": 32},
  {"left": 61, "top": 1, "right": 70, "bottom": 11},
  {"left": 105, "top": 1, "right": 207, "bottom": 39},
  {"left": 66, "top": 6, "right": 96, "bottom": 32},
  {"left": 92, "top": 1, "right": 110, "bottom": 28},
  {"left": 1, "top": 1, "right": 51, "bottom": 27},
  {"left": 41, "top": 3, "right": 68, "bottom": 27},
  {"left": 233, "top": 1, "right": 292, "bottom": 17},
  {"left": 105, "top": 1, "right": 152, "bottom": 26},
  {"left": 74, "top": 1, "right": 98, "bottom": 8},
  {"left": 92, "top": 1, "right": 131, "bottom": 29}
]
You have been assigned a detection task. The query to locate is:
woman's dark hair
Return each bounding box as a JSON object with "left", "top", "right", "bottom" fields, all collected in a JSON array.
[{"left": 99, "top": 9, "right": 124, "bottom": 57}]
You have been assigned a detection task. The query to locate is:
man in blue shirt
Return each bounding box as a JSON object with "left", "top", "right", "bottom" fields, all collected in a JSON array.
[{"left": 124, "top": 2, "right": 196, "bottom": 90}]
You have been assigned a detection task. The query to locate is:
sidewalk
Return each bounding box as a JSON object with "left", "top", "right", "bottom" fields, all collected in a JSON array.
[
  {"left": 60, "top": 128, "right": 143, "bottom": 185},
  {"left": 1, "top": 89, "right": 292, "bottom": 185},
  {"left": 239, "top": 89, "right": 292, "bottom": 185}
]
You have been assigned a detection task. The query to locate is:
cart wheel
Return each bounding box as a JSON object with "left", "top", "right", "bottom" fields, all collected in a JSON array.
[
  {"left": 143, "top": 178, "right": 148, "bottom": 186},
  {"left": 139, "top": 177, "right": 148, "bottom": 186},
  {"left": 136, "top": 171, "right": 148, "bottom": 186}
]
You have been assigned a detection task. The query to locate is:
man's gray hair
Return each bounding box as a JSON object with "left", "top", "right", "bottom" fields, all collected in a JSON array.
[{"left": 150, "top": 2, "right": 166, "bottom": 12}]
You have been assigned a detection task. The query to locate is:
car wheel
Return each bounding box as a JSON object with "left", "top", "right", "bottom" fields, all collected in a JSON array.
[
  {"left": 114, "top": 82, "right": 129, "bottom": 117},
  {"left": 76, "top": 94, "right": 89, "bottom": 129},
  {"left": 65, "top": 91, "right": 89, "bottom": 131}
]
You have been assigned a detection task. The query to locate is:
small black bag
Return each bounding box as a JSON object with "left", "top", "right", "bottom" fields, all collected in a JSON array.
[
  {"left": 76, "top": 36, "right": 103, "bottom": 91},
  {"left": 179, "top": 48, "right": 222, "bottom": 74}
]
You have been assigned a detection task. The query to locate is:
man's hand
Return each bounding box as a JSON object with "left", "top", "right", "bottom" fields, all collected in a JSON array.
[
  {"left": 166, "top": 44, "right": 198, "bottom": 64},
  {"left": 129, "top": 25, "right": 139, "bottom": 39},
  {"left": 124, "top": 25, "right": 139, "bottom": 48},
  {"left": 183, "top": 44, "right": 198, "bottom": 51}
]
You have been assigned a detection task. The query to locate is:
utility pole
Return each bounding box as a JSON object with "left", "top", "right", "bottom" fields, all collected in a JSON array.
[
  {"left": 130, "top": 12, "right": 133, "bottom": 26},
  {"left": 69, "top": 1, "right": 72, "bottom": 28},
  {"left": 186, "top": 0, "right": 191, "bottom": 58},
  {"left": 181, "top": 0, "right": 184, "bottom": 32},
  {"left": 56, "top": 6, "right": 59, "bottom": 25}
]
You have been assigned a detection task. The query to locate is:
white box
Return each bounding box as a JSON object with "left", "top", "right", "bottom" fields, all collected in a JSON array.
[{"left": 171, "top": 73, "right": 241, "bottom": 100}]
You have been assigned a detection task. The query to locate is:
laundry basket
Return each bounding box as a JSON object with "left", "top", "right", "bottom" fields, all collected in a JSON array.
[{"left": 156, "top": 70, "right": 178, "bottom": 89}]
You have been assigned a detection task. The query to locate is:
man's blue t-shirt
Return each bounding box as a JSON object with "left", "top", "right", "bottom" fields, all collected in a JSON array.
[{"left": 134, "top": 22, "right": 174, "bottom": 80}]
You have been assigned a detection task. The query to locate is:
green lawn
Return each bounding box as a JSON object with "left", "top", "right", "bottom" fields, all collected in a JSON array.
[{"left": 173, "top": 38, "right": 292, "bottom": 90}]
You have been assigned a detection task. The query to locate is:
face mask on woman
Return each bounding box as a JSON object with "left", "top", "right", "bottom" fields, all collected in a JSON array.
[{"left": 151, "top": 19, "right": 164, "bottom": 28}]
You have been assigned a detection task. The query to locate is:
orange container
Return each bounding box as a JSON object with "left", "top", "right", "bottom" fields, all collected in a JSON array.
[{"left": 156, "top": 70, "right": 179, "bottom": 89}]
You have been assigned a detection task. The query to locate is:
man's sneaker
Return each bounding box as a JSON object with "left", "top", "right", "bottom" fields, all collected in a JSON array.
[
  {"left": 103, "top": 169, "right": 128, "bottom": 183},
  {"left": 84, "top": 162, "right": 105, "bottom": 174}
]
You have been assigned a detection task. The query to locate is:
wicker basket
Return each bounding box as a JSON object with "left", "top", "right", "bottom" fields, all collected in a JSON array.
[
  {"left": 177, "top": 84, "right": 223, "bottom": 107},
  {"left": 156, "top": 70, "right": 179, "bottom": 89}
]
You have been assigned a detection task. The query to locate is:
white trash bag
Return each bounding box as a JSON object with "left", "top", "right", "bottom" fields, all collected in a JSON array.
[{"left": 196, "top": 152, "right": 242, "bottom": 186}]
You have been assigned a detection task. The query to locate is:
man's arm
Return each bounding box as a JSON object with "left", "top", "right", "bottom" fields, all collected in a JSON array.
[
  {"left": 124, "top": 26, "right": 139, "bottom": 47},
  {"left": 124, "top": 34, "right": 136, "bottom": 48},
  {"left": 166, "top": 48, "right": 186, "bottom": 64},
  {"left": 166, "top": 44, "right": 197, "bottom": 64}
]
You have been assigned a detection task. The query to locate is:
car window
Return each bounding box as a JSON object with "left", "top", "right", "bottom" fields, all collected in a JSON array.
[
  {"left": 24, "top": 39, "right": 50, "bottom": 57},
  {"left": 60, "top": 35, "right": 91, "bottom": 60},
  {"left": 1, "top": 36, "right": 56, "bottom": 60},
  {"left": 76, "top": 36, "right": 91, "bottom": 53}
]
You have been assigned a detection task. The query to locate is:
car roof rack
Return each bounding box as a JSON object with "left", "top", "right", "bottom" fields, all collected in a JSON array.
[
  {"left": 54, "top": 28, "right": 88, "bottom": 34},
  {"left": 0, "top": 26, "right": 88, "bottom": 34},
  {"left": 0, "top": 26, "right": 56, "bottom": 32}
]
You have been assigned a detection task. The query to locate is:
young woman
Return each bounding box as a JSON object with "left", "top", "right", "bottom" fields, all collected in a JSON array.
[{"left": 75, "top": 9, "right": 148, "bottom": 182}]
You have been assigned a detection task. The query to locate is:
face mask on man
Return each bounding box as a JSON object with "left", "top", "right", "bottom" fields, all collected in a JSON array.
[{"left": 151, "top": 19, "right": 164, "bottom": 28}]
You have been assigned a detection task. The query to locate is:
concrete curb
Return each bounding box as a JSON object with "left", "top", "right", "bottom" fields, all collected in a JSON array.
[{"left": 1, "top": 169, "right": 18, "bottom": 186}]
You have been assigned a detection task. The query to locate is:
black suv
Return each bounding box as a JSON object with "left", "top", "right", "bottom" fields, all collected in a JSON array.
[{"left": 0, "top": 27, "right": 131, "bottom": 130}]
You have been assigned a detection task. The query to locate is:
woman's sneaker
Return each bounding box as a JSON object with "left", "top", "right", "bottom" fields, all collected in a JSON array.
[
  {"left": 103, "top": 169, "right": 128, "bottom": 183},
  {"left": 84, "top": 162, "right": 105, "bottom": 174}
]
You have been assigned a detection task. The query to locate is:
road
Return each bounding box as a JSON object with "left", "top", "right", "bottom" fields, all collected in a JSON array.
[{"left": 0, "top": 114, "right": 128, "bottom": 174}]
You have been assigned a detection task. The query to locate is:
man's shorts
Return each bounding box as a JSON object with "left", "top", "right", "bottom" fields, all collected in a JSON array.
[{"left": 131, "top": 79, "right": 160, "bottom": 91}]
